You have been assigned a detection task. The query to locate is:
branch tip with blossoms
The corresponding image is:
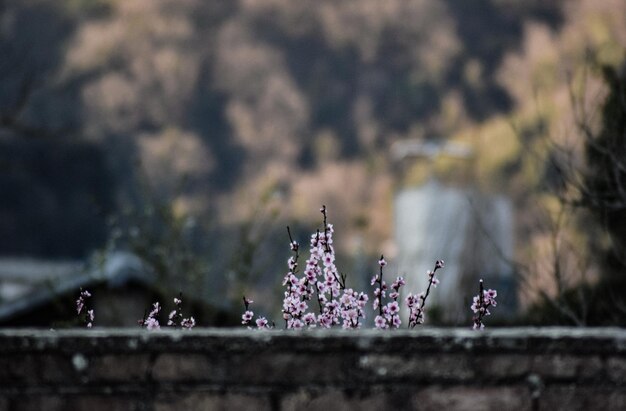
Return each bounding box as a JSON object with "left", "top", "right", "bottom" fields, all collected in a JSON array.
[
  {"left": 275, "top": 206, "right": 368, "bottom": 329},
  {"left": 372, "top": 255, "right": 404, "bottom": 329},
  {"left": 406, "top": 260, "right": 444, "bottom": 328},
  {"left": 471, "top": 279, "right": 498, "bottom": 330},
  {"left": 76, "top": 288, "right": 94, "bottom": 328},
  {"left": 137, "top": 294, "right": 195, "bottom": 330},
  {"left": 139, "top": 301, "right": 161, "bottom": 330},
  {"left": 242, "top": 295, "right": 273, "bottom": 329},
  {"left": 167, "top": 292, "right": 195, "bottom": 330},
  {"left": 242, "top": 206, "right": 444, "bottom": 331}
]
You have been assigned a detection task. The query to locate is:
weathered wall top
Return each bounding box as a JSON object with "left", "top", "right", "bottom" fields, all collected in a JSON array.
[{"left": 0, "top": 327, "right": 625, "bottom": 410}]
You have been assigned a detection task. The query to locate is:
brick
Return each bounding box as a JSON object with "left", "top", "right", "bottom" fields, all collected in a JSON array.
[
  {"left": 0, "top": 355, "right": 39, "bottom": 384},
  {"left": 153, "top": 352, "right": 351, "bottom": 385},
  {"left": 477, "top": 354, "right": 531, "bottom": 379},
  {"left": 39, "top": 355, "right": 83, "bottom": 384},
  {"left": 281, "top": 389, "right": 392, "bottom": 411},
  {"left": 16, "top": 396, "right": 66, "bottom": 411},
  {"left": 234, "top": 353, "right": 350, "bottom": 385},
  {"left": 607, "top": 357, "right": 626, "bottom": 383},
  {"left": 530, "top": 355, "right": 603, "bottom": 380},
  {"left": 412, "top": 386, "right": 530, "bottom": 411},
  {"left": 540, "top": 386, "right": 626, "bottom": 411},
  {"left": 156, "top": 393, "right": 271, "bottom": 411},
  {"left": 88, "top": 354, "right": 151, "bottom": 382},
  {"left": 152, "top": 353, "right": 214, "bottom": 381},
  {"left": 356, "top": 354, "right": 475, "bottom": 381}
]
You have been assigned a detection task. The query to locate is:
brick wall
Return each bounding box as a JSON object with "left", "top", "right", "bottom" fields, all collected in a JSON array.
[{"left": 0, "top": 328, "right": 624, "bottom": 411}]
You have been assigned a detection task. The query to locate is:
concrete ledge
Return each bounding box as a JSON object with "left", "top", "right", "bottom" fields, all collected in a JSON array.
[{"left": 0, "top": 328, "right": 625, "bottom": 410}]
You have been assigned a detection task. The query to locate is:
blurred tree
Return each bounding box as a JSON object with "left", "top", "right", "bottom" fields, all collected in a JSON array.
[
  {"left": 583, "top": 65, "right": 626, "bottom": 273},
  {"left": 526, "top": 62, "right": 626, "bottom": 326}
]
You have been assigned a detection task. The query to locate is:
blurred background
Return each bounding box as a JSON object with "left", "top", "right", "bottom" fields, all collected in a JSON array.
[{"left": 0, "top": 0, "right": 624, "bottom": 327}]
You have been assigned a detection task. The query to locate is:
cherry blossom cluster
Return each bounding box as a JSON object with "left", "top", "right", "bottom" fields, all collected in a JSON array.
[
  {"left": 140, "top": 302, "right": 162, "bottom": 330},
  {"left": 283, "top": 206, "right": 369, "bottom": 329},
  {"left": 241, "top": 296, "right": 272, "bottom": 329},
  {"left": 76, "top": 288, "right": 94, "bottom": 328},
  {"left": 405, "top": 260, "right": 444, "bottom": 328},
  {"left": 242, "top": 206, "right": 447, "bottom": 330},
  {"left": 471, "top": 279, "right": 497, "bottom": 330},
  {"left": 372, "top": 256, "right": 404, "bottom": 329},
  {"left": 139, "top": 295, "right": 197, "bottom": 331},
  {"left": 167, "top": 294, "right": 196, "bottom": 330}
]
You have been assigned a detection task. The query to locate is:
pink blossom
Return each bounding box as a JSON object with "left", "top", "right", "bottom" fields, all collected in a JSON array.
[
  {"left": 323, "top": 253, "right": 334, "bottom": 267},
  {"left": 181, "top": 317, "right": 195, "bottom": 329},
  {"left": 86, "top": 309, "right": 94, "bottom": 328},
  {"left": 242, "top": 310, "right": 254, "bottom": 324},
  {"left": 76, "top": 289, "right": 91, "bottom": 314},
  {"left": 303, "top": 313, "right": 317, "bottom": 326},
  {"left": 149, "top": 302, "right": 161, "bottom": 318},
  {"left": 289, "top": 319, "right": 304, "bottom": 329},
  {"left": 387, "top": 301, "right": 400, "bottom": 315},
  {"left": 255, "top": 317, "right": 269, "bottom": 328},
  {"left": 471, "top": 280, "right": 497, "bottom": 330},
  {"left": 145, "top": 317, "right": 160, "bottom": 330},
  {"left": 318, "top": 314, "right": 332, "bottom": 328},
  {"left": 374, "top": 315, "right": 388, "bottom": 329}
]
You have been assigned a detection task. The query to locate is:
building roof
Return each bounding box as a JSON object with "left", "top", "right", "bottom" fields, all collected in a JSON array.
[{"left": 0, "top": 252, "right": 154, "bottom": 322}]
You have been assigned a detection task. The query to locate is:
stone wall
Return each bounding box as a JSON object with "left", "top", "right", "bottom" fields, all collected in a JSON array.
[{"left": 0, "top": 328, "right": 624, "bottom": 411}]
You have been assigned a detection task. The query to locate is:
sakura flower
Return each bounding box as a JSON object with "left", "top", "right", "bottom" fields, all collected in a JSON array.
[
  {"left": 374, "top": 315, "right": 388, "bottom": 329},
  {"left": 145, "top": 317, "right": 160, "bottom": 330},
  {"left": 149, "top": 302, "right": 161, "bottom": 318},
  {"left": 471, "top": 279, "right": 497, "bottom": 330},
  {"left": 303, "top": 313, "right": 317, "bottom": 326},
  {"left": 290, "top": 241, "right": 299, "bottom": 251},
  {"left": 181, "top": 317, "right": 195, "bottom": 329},
  {"left": 255, "top": 317, "right": 269, "bottom": 328},
  {"left": 86, "top": 309, "right": 94, "bottom": 328},
  {"left": 289, "top": 319, "right": 304, "bottom": 329},
  {"left": 242, "top": 311, "right": 254, "bottom": 324},
  {"left": 387, "top": 301, "right": 400, "bottom": 315}
]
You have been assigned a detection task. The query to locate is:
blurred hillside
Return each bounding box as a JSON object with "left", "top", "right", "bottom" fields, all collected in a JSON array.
[{"left": 1, "top": 0, "right": 624, "bottom": 321}]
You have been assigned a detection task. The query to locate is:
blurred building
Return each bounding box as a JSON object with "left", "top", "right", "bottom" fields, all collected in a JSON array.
[
  {"left": 392, "top": 140, "right": 517, "bottom": 324},
  {"left": 0, "top": 252, "right": 232, "bottom": 327}
]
